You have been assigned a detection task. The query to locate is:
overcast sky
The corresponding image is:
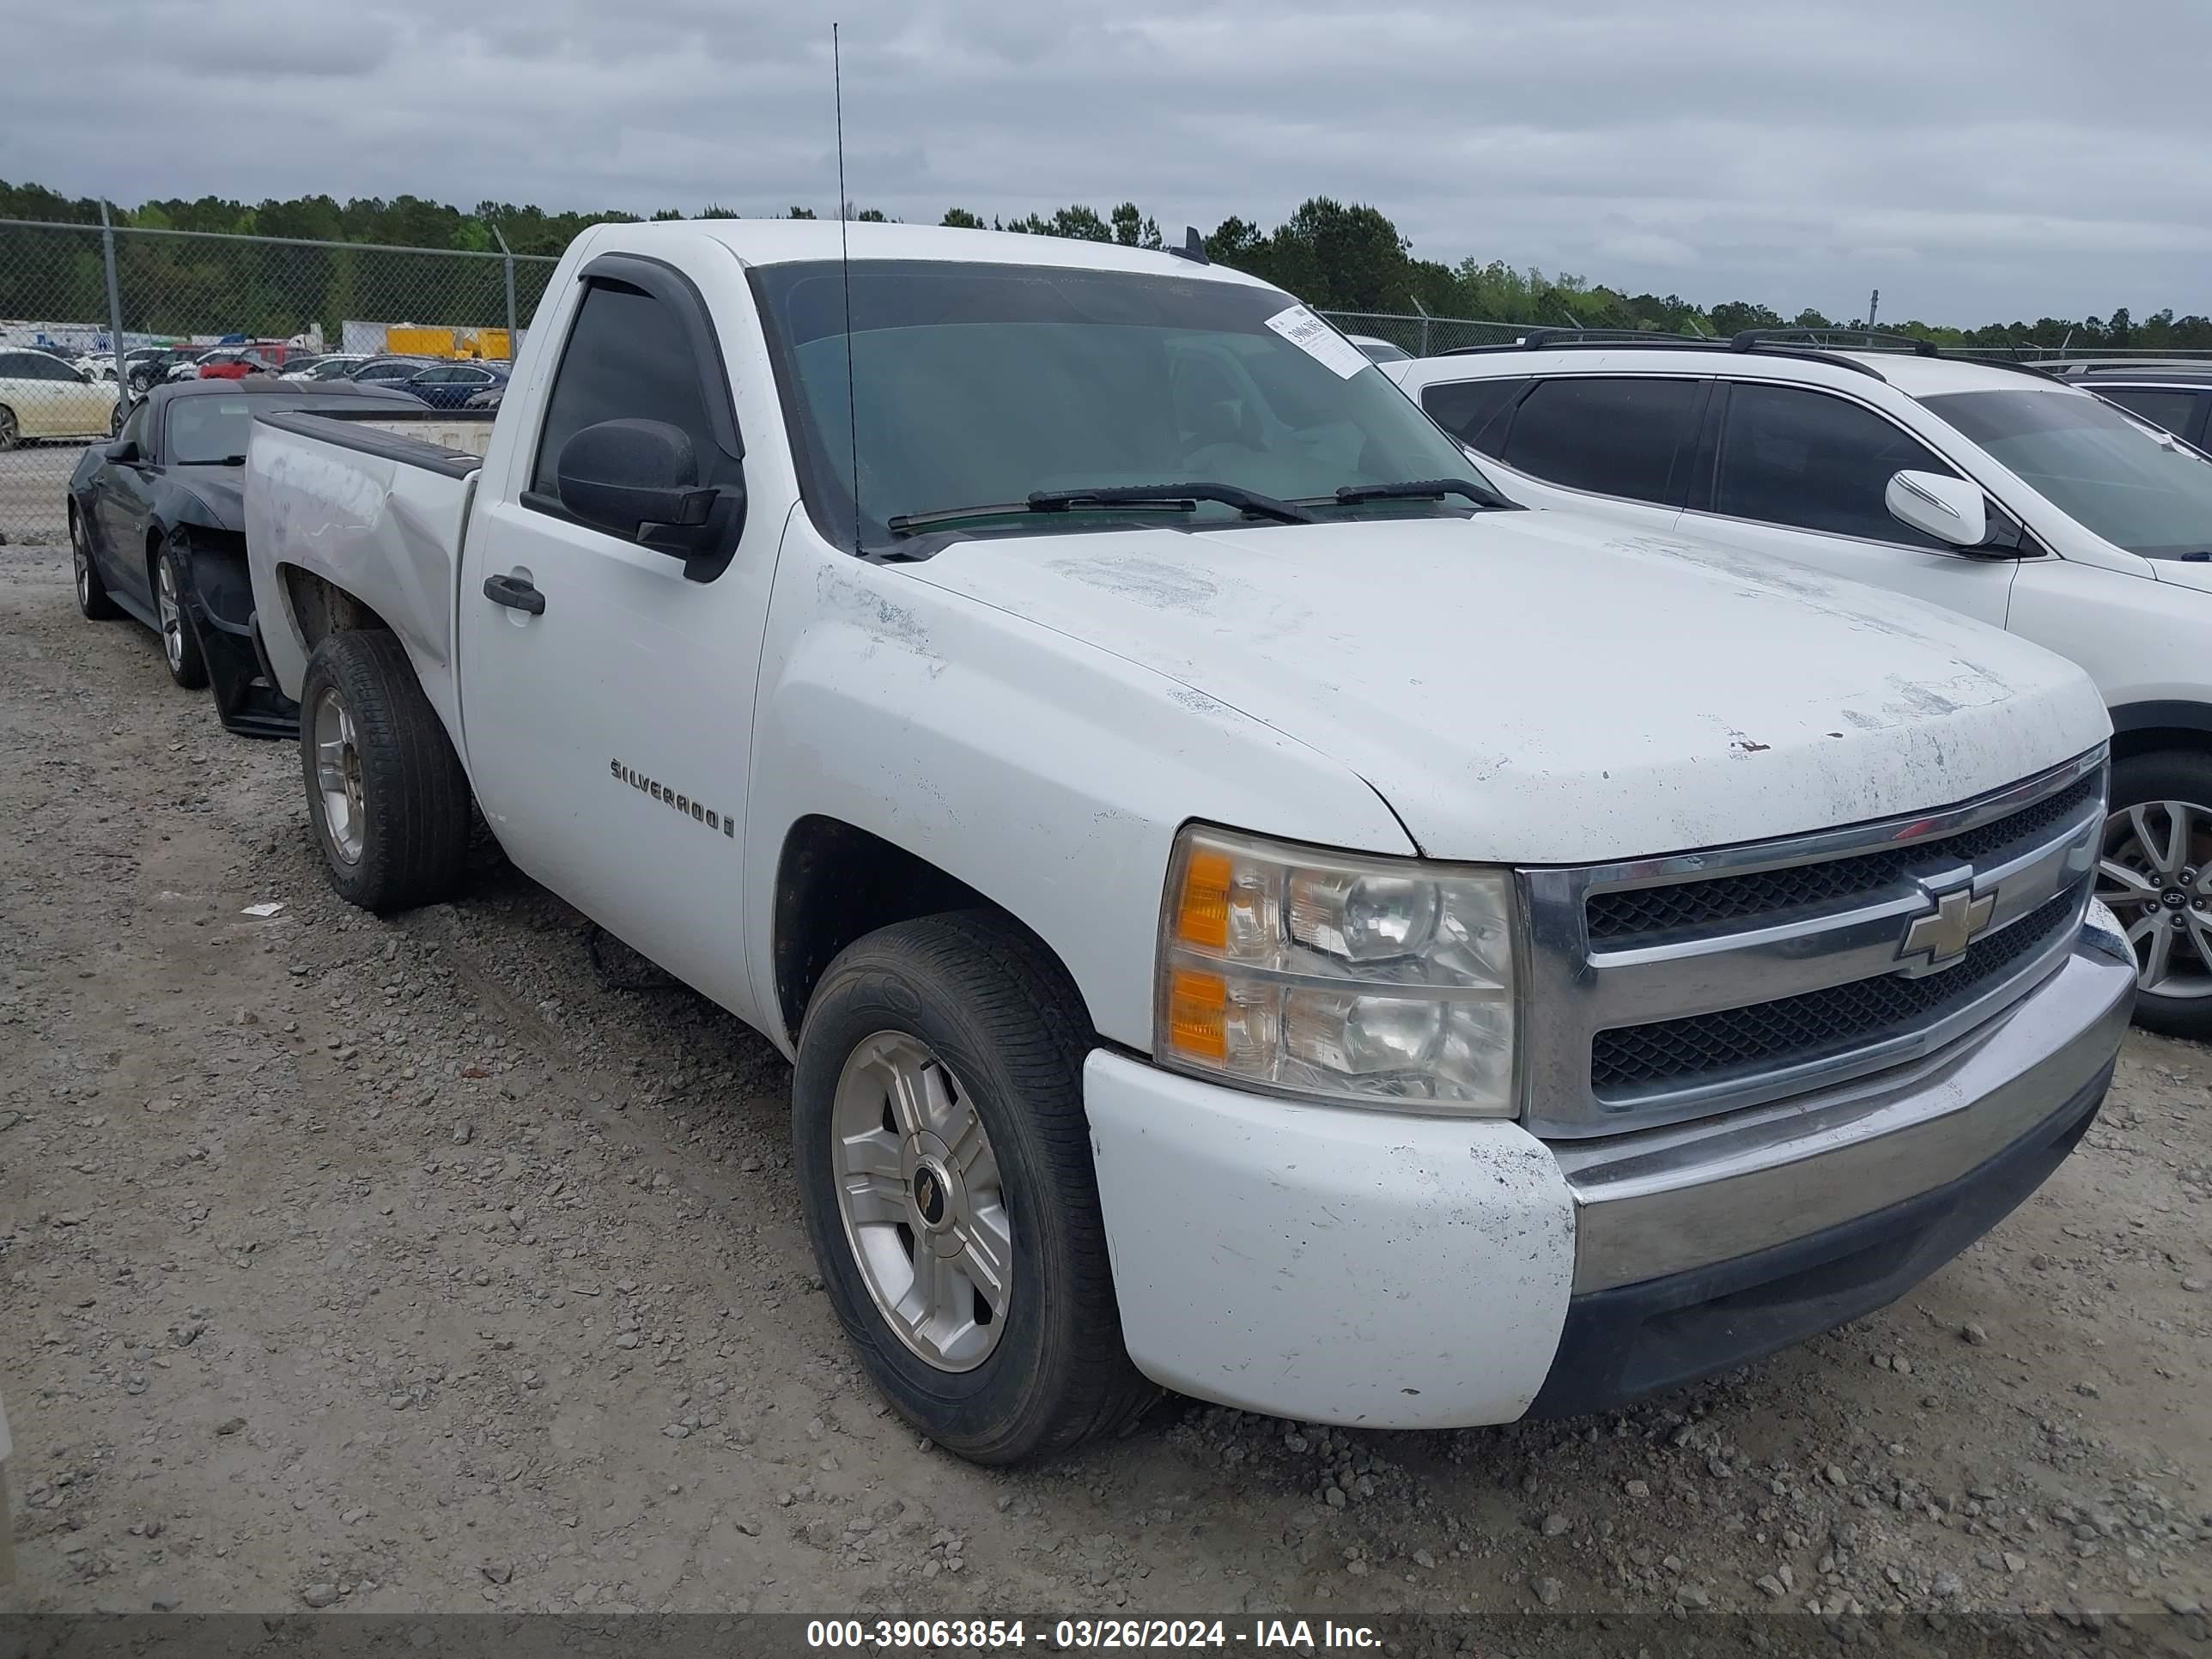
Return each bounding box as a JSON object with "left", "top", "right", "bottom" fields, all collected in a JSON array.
[{"left": 6, "top": 0, "right": 2208, "bottom": 325}]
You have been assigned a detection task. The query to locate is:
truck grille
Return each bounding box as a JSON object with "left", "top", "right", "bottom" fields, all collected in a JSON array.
[
  {"left": 1591, "top": 890, "right": 2081, "bottom": 1092},
  {"left": 1516, "top": 750, "right": 2109, "bottom": 1138},
  {"left": 1585, "top": 770, "right": 2103, "bottom": 941}
]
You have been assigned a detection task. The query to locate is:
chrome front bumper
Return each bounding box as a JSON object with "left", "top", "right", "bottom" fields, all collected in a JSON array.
[{"left": 1554, "top": 909, "right": 2136, "bottom": 1295}]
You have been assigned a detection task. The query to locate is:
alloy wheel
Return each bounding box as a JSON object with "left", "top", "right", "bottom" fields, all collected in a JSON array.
[
  {"left": 313, "top": 688, "right": 368, "bottom": 865},
  {"left": 830, "top": 1031, "right": 1012, "bottom": 1372},
  {"left": 156, "top": 552, "right": 185, "bottom": 671},
  {"left": 2095, "top": 799, "right": 2212, "bottom": 999}
]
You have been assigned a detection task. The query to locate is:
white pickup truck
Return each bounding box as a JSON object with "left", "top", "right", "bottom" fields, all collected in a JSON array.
[{"left": 245, "top": 221, "right": 2133, "bottom": 1465}]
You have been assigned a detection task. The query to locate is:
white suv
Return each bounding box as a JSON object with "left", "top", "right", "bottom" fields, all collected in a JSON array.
[{"left": 1389, "top": 333, "right": 2212, "bottom": 1037}]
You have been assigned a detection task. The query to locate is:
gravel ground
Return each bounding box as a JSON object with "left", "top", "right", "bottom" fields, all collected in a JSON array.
[
  {"left": 0, "top": 445, "right": 90, "bottom": 547},
  {"left": 2, "top": 534, "right": 2209, "bottom": 1626}
]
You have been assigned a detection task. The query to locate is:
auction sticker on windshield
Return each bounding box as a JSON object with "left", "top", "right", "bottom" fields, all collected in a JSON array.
[{"left": 1264, "top": 305, "right": 1373, "bottom": 379}]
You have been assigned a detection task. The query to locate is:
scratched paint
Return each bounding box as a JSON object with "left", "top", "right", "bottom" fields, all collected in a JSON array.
[
  {"left": 908, "top": 511, "right": 2110, "bottom": 865},
  {"left": 1085, "top": 1049, "right": 1577, "bottom": 1430}
]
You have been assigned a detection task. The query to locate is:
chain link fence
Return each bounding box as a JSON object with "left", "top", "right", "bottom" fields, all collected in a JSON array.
[
  {"left": 0, "top": 216, "right": 558, "bottom": 544},
  {"left": 1318, "top": 309, "right": 1522, "bottom": 356},
  {"left": 11, "top": 222, "right": 2204, "bottom": 546}
]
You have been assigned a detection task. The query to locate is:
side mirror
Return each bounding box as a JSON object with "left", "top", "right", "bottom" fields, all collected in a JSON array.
[
  {"left": 103, "top": 439, "right": 140, "bottom": 464},
  {"left": 1885, "top": 469, "right": 1987, "bottom": 549},
  {"left": 556, "top": 418, "right": 744, "bottom": 568}
]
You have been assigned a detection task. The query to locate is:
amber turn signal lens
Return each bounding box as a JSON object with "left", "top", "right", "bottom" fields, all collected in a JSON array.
[
  {"left": 1175, "top": 847, "right": 1234, "bottom": 950},
  {"left": 1165, "top": 966, "right": 1229, "bottom": 1060}
]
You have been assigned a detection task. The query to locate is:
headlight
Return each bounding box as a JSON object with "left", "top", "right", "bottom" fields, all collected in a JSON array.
[{"left": 1156, "top": 824, "right": 1518, "bottom": 1114}]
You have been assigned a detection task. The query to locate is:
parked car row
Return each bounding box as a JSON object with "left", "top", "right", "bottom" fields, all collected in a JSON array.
[
  {"left": 67, "top": 378, "right": 428, "bottom": 734},
  {"left": 0, "top": 348, "right": 120, "bottom": 449},
  {"left": 340, "top": 356, "right": 510, "bottom": 407},
  {"left": 216, "top": 221, "right": 2145, "bottom": 1468},
  {"left": 0, "top": 335, "right": 513, "bottom": 452}
]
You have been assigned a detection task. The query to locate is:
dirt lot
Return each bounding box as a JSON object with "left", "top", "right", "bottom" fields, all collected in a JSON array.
[
  {"left": 0, "top": 445, "right": 90, "bottom": 547},
  {"left": 2, "top": 532, "right": 2208, "bottom": 1627}
]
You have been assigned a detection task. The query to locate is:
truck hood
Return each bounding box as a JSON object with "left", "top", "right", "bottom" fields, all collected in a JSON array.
[{"left": 902, "top": 511, "right": 2110, "bottom": 864}]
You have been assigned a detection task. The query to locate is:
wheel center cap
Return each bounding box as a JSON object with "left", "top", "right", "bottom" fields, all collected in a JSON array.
[
  {"left": 910, "top": 1158, "right": 953, "bottom": 1231},
  {"left": 2164, "top": 889, "right": 2188, "bottom": 909}
]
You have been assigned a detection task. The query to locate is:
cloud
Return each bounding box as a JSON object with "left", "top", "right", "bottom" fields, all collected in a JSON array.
[
  {"left": 1593, "top": 231, "right": 1699, "bottom": 270},
  {"left": 3, "top": 0, "right": 2207, "bottom": 323}
]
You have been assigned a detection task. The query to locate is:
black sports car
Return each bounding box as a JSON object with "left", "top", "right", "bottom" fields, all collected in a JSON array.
[{"left": 67, "top": 379, "right": 423, "bottom": 738}]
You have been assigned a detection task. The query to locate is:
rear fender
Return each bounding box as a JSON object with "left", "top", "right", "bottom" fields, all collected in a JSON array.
[{"left": 245, "top": 416, "right": 476, "bottom": 745}]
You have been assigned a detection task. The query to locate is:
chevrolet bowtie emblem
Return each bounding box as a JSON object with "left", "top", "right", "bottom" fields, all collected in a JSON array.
[{"left": 1899, "top": 885, "right": 1996, "bottom": 967}]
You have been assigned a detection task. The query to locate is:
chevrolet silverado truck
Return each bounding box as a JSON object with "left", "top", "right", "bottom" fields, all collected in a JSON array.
[{"left": 243, "top": 220, "right": 2133, "bottom": 1465}]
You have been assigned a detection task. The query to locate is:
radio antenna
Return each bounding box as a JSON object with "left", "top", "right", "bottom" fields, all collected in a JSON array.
[{"left": 834, "top": 22, "right": 860, "bottom": 554}]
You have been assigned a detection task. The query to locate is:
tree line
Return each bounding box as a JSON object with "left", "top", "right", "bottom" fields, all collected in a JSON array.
[{"left": 4, "top": 176, "right": 2207, "bottom": 352}]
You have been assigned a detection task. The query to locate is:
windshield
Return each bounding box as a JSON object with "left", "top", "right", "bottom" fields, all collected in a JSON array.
[
  {"left": 1922, "top": 387, "right": 2212, "bottom": 558},
  {"left": 164, "top": 395, "right": 372, "bottom": 465},
  {"left": 750, "top": 258, "right": 1498, "bottom": 552}
]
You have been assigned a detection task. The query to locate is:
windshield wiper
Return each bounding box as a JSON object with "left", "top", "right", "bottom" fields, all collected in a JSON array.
[
  {"left": 888, "top": 497, "right": 1195, "bottom": 536},
  {"left": 1031, "top": 483, "right": 1316, "bottom": 525},
  {"left": 887, "top": 482, "right": 1316, "bottom": 536},
  {"left": 1313, "top": 478, "right": 1514, "bottom": 510}
]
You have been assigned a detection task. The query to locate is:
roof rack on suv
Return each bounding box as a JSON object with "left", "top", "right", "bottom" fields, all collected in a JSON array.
[
  {"left": 1729, "top": 326, "right": 1937, "bottom": 356},
  {"left": 1437, "top": 326, "right": 1887, "bottom": 380},
  {"left": 1736, "top": 327, "right": 2079, "bottom": 384}
]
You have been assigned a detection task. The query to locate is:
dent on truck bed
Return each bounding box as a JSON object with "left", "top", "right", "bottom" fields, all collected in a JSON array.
[{"left": 246, "top": 416, "right": 478, "bottom": 744}]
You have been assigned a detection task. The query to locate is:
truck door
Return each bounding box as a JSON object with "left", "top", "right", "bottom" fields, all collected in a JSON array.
[{"left": 455, "top": 252, "right": 783, "bottom": 1022}]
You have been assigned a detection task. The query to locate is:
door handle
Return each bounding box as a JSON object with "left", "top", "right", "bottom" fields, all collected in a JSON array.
[{"left": 483, "top": 573, "right": 546, "bottom": 615}]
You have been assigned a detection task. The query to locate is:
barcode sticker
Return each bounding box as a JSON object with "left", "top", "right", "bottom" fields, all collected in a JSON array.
[{"left": 1263, "top": 304, "right": 1374, "bottom": 379}]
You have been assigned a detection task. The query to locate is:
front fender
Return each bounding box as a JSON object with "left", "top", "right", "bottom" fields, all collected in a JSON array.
[{"left": 743, "top": 541, "right": 1415, "bottom": 1052}]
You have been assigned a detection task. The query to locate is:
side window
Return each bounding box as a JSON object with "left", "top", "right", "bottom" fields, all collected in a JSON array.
[
  {"left": 530, "top": 280, "right": 736, "bottom": 502},
  {"left": 416, "top": 366, "right": 459, "bottom": 384},
  {"left": 1498, "top": 376, "right": 1703, "bottom": 505},
  {"left": 117, "top": 399, "right": 151, "bottom": 453},
  {"left": 2097, "top": 387, "right": 2198, "bottom": 439},
  {"left": 1715, "top": 383, "right": 1958, "bottom": 546},
  {"left": 1420, "top": 377, "right": 1528, "bottom": 454}
]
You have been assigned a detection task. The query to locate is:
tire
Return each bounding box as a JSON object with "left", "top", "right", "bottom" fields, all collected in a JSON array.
[
  {"left": 0, "top": 404, "right": 17, "bottom": 453},
  {"left": 793, "top": 911, "right": 1153, "bottom": 1465},
  {"left": 70, "top": 508, "right": 121, "bottom": 620},
  {"left": 298, "top": 629, "right": 472, "bottom": 913},
  {"left": 153, "top": 535, "right": 209, "bottom": 690},
  {"left": 2098, "top": 749, "right": 2212, "bottom": 1041}
]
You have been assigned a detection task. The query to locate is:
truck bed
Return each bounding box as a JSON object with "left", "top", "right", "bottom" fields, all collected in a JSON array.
[{"left": 243, "top": 407, "right": 488, "bottom": 739}]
